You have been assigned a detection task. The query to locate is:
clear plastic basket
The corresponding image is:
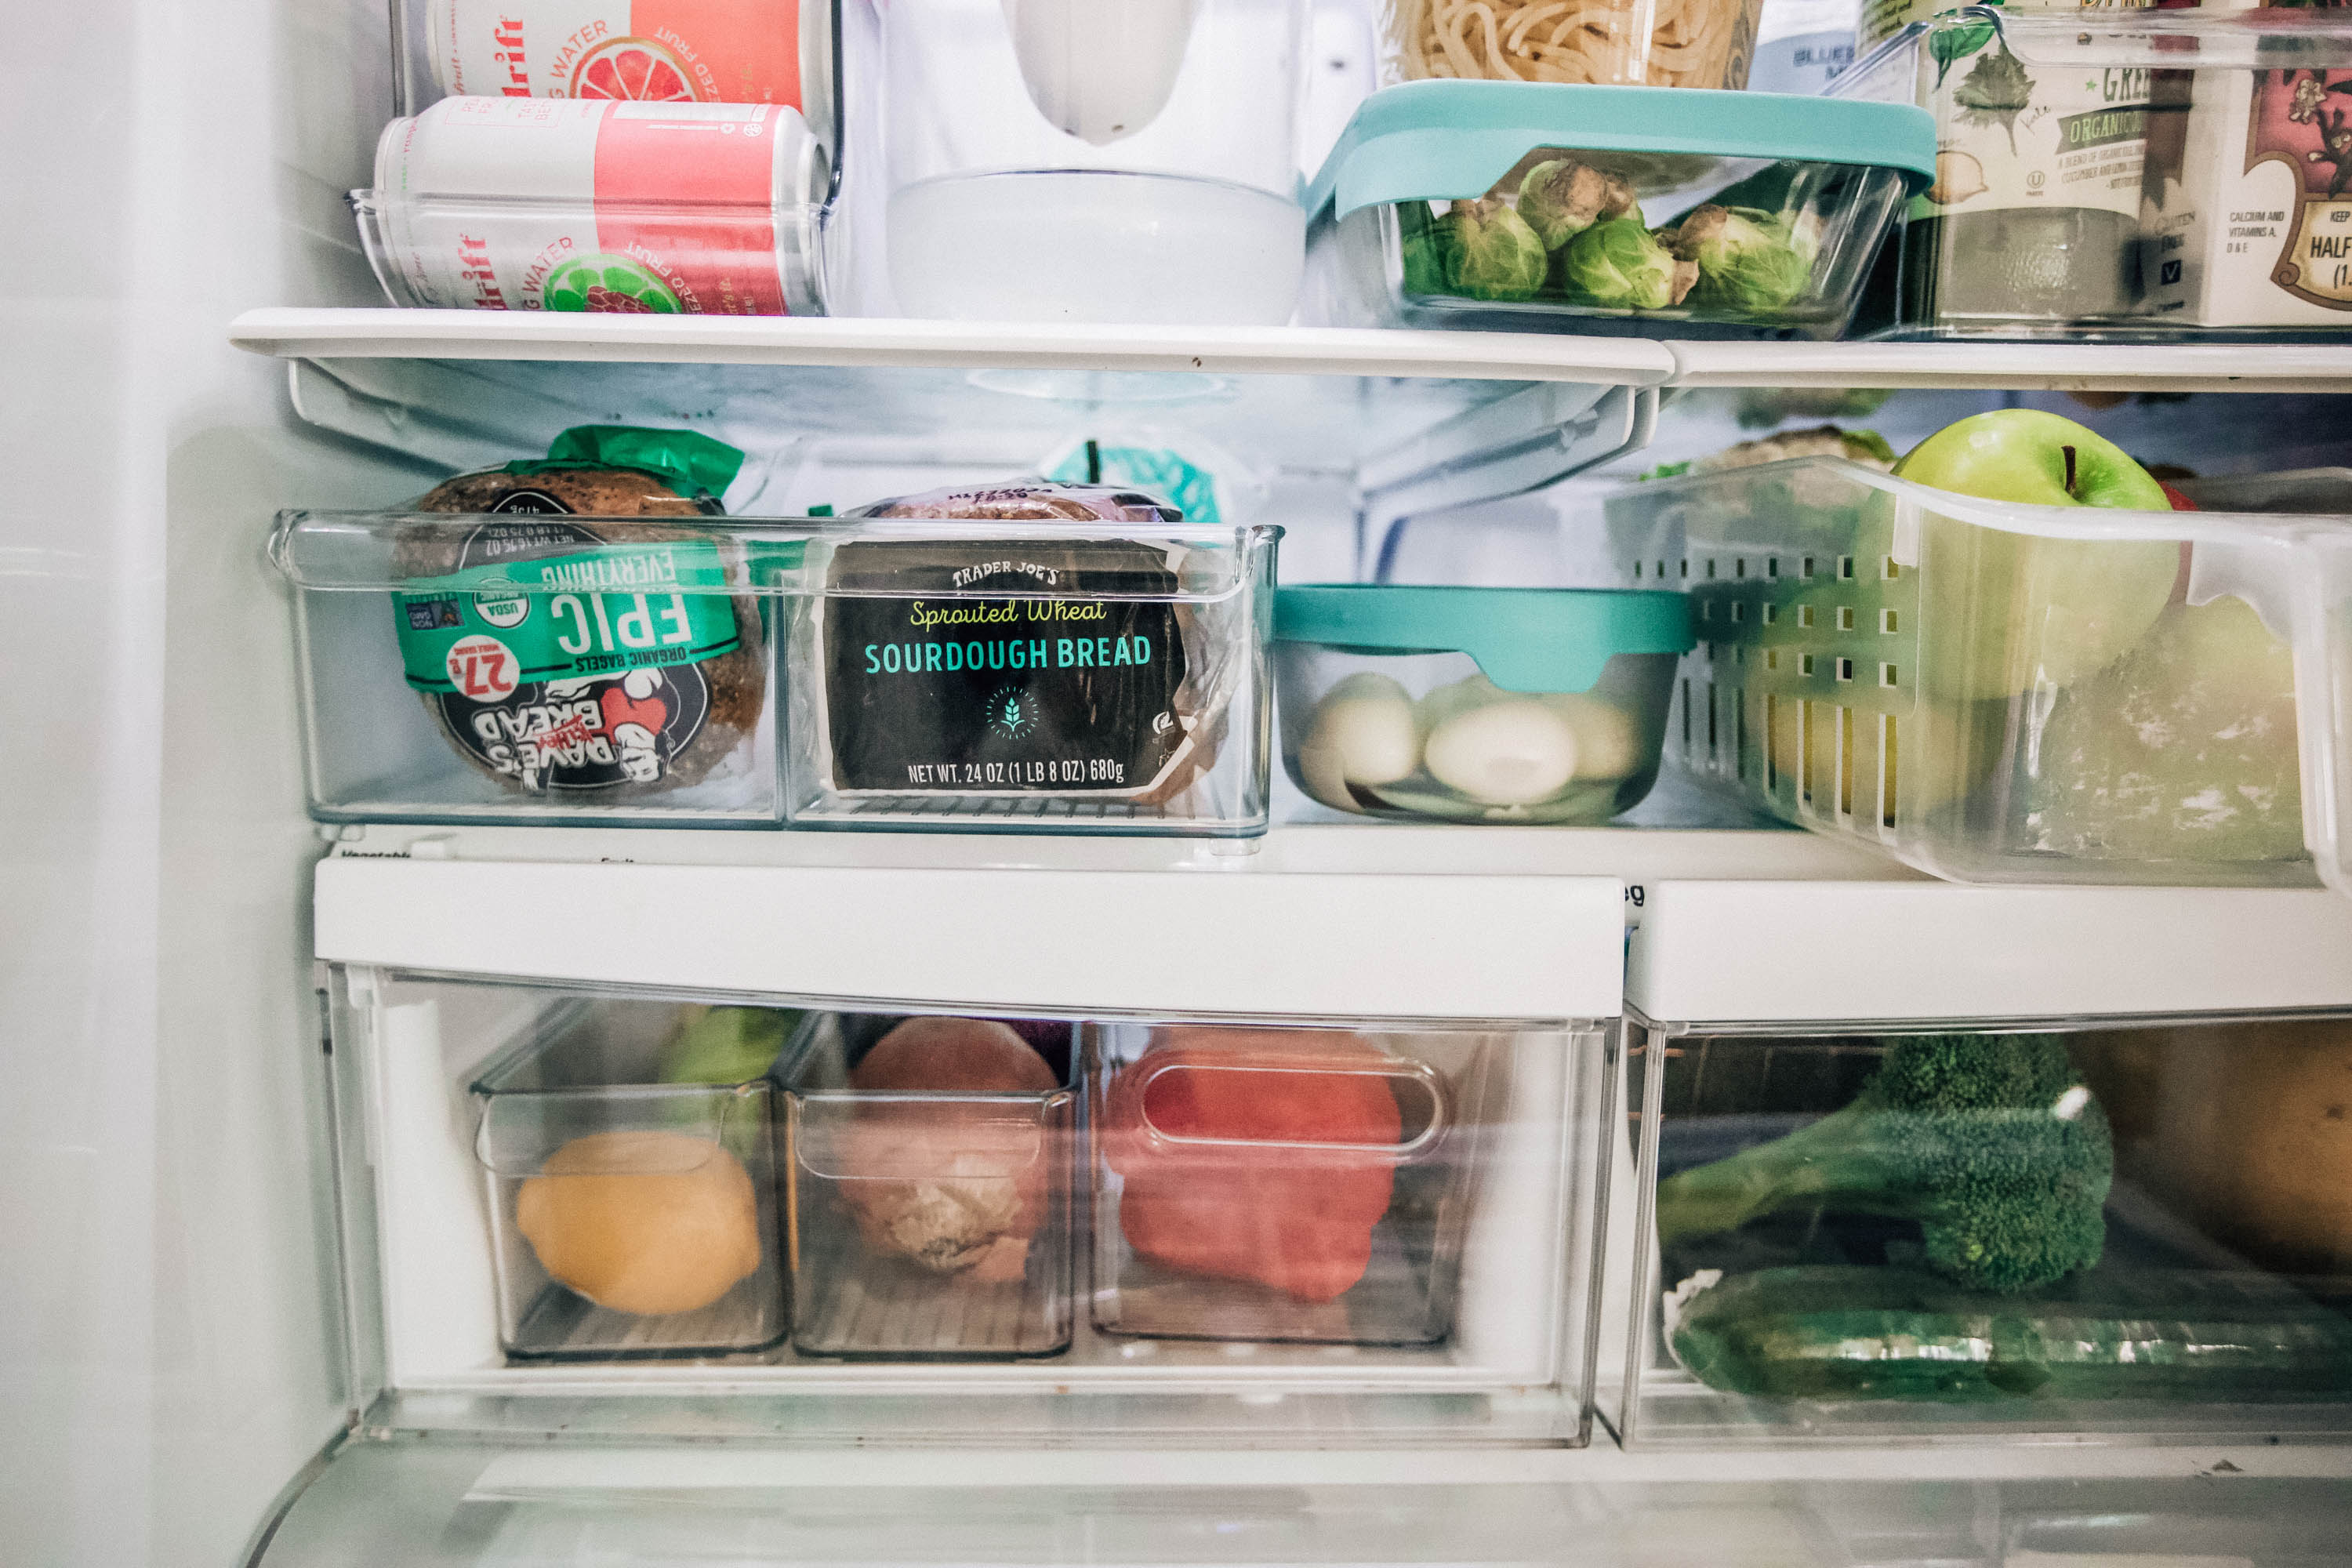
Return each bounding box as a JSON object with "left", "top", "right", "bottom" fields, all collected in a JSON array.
[
  {"left": 778, "top": 1012, "right": 1076, "bottom": 1360},
  {"left": 1087, "top": 1022, "right": 1512, "bottom": 1345},
  {"left": 470, "top": 998, "right": 791, "bottom": 1360},
  {"left": 274, "top": 512, "right": 1280, "bottom": 836},
  {"left": 1604, "top": 458, "right": 2352, "bottom": 893}
]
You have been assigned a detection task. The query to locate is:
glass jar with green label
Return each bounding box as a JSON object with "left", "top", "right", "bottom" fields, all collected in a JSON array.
[{"left": 1838, "top": 5, "right": 2160, "bottom": 332}]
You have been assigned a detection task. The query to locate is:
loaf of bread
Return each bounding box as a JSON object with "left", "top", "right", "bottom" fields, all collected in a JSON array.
[{"left": 821, "top": 480, "right": 1228, "bottom": 808}]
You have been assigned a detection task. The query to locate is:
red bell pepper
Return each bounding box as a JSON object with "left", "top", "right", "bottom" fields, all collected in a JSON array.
[{"left": 1104, "top": 1029, "right": 1407, "bottom": 1303}]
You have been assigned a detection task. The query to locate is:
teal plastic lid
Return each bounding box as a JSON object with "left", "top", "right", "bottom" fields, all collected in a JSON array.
[
  {"left": 1276, "top": 584, "right": 1693, "bottom": 693},
  {"left": 1305, "top": 81, "right": 1940, "bottom": 221}
]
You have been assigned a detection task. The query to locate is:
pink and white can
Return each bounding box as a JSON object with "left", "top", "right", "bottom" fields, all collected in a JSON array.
[
  {"left": 425, "top": 0, "right": 815, "bottom": 110},
  {"left": 357, "top": 96, "right": 828, "bottom": 315}
]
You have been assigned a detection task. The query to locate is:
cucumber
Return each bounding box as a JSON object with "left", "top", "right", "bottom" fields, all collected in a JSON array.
[{"left": 1670, "top": 1265, "right": 2352, "bottom": 1403}]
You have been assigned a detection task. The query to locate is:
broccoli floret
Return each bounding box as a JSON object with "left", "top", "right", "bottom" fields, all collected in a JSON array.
[{"left": 1654, "top": 1034, "right": 2113, "bottom": 1294}]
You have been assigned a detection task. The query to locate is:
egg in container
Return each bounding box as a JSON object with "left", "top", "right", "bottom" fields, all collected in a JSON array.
[{"left": 1274, "top": 586, "right": 1692, "bottom": 823}]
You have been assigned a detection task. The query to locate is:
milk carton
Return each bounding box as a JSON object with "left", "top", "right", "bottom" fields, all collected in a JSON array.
[{"left": 2146, "top": 63, "right": 2352, "bottom": 328}]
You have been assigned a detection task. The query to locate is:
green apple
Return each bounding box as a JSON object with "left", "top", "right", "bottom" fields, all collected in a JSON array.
[{"left": 1894, "top": 410, "right": 2180, "bottom": 699}]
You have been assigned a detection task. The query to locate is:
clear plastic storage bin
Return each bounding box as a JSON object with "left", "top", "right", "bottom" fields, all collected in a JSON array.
[
  {"left": 1303, "top": 82, "right": 1934, "bottom": 339},
  {"left": 778, "top": 1011, "right": 1076, "bottom": 1359},
  {"left": 1273, "top": 585, "right": 1692, "bottom": 823},
  {"left": 1623, "top": 1011, "right": 2352, "bottom": 1444},
  {"left": 779, "top": 520, "right": 1279, "bottom": 836},
  {"left": 873, "top": 0, "right": 1309, "bottom": 323},
  {"left": 1835, "top": 8, "right": 2352, "bottom": 340},
  {"left": 354, "top": 96, "right": 829, "bottom": 315},
  {"left": 1381, "top": 0, "right": 1764, "bottom": 89},
  {"left": 470, "top": 997, "right": 792, "bottom": 1359},
  {"left": 1087, "top": 1022, "right": 1533, "bottom": 1345},
  {"left": 1604, "top": 457, "right": 2352, "bottom": 892},
  {"left": 271, "top": 510, "right": 786, "bottom": 827}
]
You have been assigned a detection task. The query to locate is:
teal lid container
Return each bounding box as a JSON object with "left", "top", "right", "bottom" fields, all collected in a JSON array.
[
  {"left": 1276, "top": 584, "right": 1694, "bottom": 694},
  {"left": 1299, "top": 81, "right": 1937, "bottom": 341},
  {"left": 1307, "top": 81, "right": 1937, "bottom": 222}
]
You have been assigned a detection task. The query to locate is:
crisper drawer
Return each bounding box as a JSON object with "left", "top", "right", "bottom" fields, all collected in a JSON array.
[
  {"left": 1617, "top": 880, "right": 2352, "bottom": 1448},
  {"left": 315, "top": 852, "right": 1623, "bottom": 1446},
  {"left": 1606, "top": 458, "right": 2352, "bottom": 896}
]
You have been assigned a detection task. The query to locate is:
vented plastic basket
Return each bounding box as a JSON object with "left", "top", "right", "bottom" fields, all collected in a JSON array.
[{"left": 1605, "top": 459, "right": 2352, "bottom": 894}]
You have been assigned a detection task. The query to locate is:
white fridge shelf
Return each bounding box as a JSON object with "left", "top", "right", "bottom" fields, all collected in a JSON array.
[
  {"left": 1664, "top": 339, "right": 2352, "bottom": 394},
  {"left": 318, "top": 821, "right": 1918, "bottom": 918},
  {"left": 227, "top": 309, "right": 1676, "bottom": 383},
  {"left": 1630, "top": 880, "right": 2352, "bottom": 1025},
  {"left": 262, "top": 344, "right": 1661, "bottom": 525},
  {"left": 253, "top": 1436, "right": 2352, "bottom": 1568},
  {"left": 314, "top": 827, "right": 1640, "bottom": 1022},
  {"left": 228, "top": 309, "right": 2352, "bottom": 392}
]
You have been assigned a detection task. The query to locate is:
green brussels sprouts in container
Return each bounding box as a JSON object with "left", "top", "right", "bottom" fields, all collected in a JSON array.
[
  {"left": 1558, "top": 218, "right": 1697, "bottom": 310},
  {"left": 1440, "top": 198, "right": 1548, "bottom": 301},
  {"left": 1664, "top": 204, "right": 1819, "bottom": 314},
  {"left": 1397, "top": 204, "right": 1451, "bottom": 296},
  {"left": 1514, "top": 157, "right": 1640, "bottom": 251}
]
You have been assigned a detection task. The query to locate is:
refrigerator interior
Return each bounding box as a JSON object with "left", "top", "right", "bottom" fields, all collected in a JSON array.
[{"left": 11, "top": 0, "right": 2352, "bottom": 1564}]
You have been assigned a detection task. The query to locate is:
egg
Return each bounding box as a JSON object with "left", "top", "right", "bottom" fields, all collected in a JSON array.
[
  {"left": 1541, "top": 691, "right": 1642, "bottom": 780},
  {"left": 1298, "top": 672, "right": 1420, "bottom": 808},
  {"left": 1414, "top": 673, "right": 1507, "bottom": 738},
  {"left": 1423, "top": 699, "right": 1580, "bottom": 806}
]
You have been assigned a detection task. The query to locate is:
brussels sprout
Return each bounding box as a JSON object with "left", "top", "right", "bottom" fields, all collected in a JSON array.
[
  {"left": 1558, "top": 218, "right": 1696, "bottom": 310},
  {"left": 1515, "top": 158, "right": 1640, "bottom": 251},
  {"left": 1398, "top": 204, "right": 1450, "bottom": 296},
  {"left": 1440, "top": 198, "right": 1548, "bottom": 301},
  {"left": 1666, "top": 203, "right": 1815, "bottom": 314}
]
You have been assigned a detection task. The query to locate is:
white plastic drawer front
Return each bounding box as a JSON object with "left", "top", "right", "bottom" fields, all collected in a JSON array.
[
  {"left": 1627, "top": 880, "right": 2352, "bottom": 1025},
  {"left": 315, "top": 857, "right": 1624, "bottom": 1022}
]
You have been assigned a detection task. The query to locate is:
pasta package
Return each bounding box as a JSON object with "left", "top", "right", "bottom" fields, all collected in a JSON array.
[{"left": 1385, "top": 0, "right": 1762, "bottom": 89}]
